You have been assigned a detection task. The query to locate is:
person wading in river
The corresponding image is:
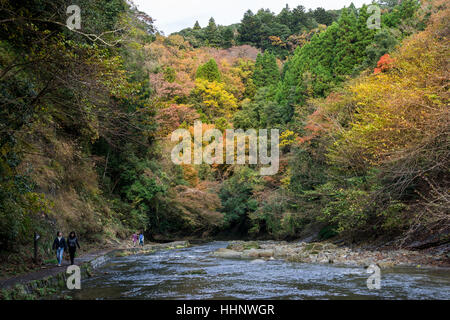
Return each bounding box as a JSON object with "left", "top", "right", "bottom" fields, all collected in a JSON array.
[
  {"left": 52, "top": 231, "right": 67, "bottom": 267},
  {"left": 67, "top": 231, "right": 81, "bottom": 265}
]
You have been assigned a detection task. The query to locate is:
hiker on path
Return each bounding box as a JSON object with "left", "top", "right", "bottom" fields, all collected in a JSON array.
[
  {"left": 139, "top": 232, "right": 144, "bottom": 246},
  {"left": 67, "top": 231, "right": 81, "bottom": 265},
  {"left": 52, "top": 231, "right": 67, "bottom": 267},
  {"left": 132, "top": 232, "right": 138, "bottom": 247}
]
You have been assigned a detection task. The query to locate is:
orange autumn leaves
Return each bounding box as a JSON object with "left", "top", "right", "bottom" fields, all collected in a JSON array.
[
  {"left": 147, "top": 35, "right": 257, "bottom": 137},
  {"left": 374, "top": 54, "right": 395, "bottom": 74}
]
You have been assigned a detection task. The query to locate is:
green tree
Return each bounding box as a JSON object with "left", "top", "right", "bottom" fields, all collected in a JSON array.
[
  {"left": 221, "top": 27, "right": 234, "bottom": 48},
  {"left": 219, "top": 167, "right": 259, "bottom": 233},
  {"left": 252, "top": 52, "right": 280, "bottom": 88},
  {"left": 196, "top": 59, "right": 222, "bottom": 82},
  {"left": 205, "top": 17, "right": 220, "bottom": 46},
  {"left": 313, "top": 7, "right": 333, "bottom": 26},
  {"left": 238, "top": 10, "right": 262, "bottom": 44},
  {"left": 363, "top": 28, "right": 398, "bottom": 69}
]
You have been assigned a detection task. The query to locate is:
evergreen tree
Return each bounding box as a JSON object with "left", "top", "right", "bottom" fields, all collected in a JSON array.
[
  {"left": 363, "top": 28, "right": 397, "bottom": 68},
  {"left": 253, "top": 53, "right": 264, "bottom": 87},
  {"left": 382, "top": 0, "right": 421, "bottom": 29},
  {"left": 221, "top": 27, "right": 234, "bottom": 48},
  {"left": 354, "top": 5, "right": 378, "bottom": 68},
  {"left": 196, "top": 59, "right": 222, "bottom": 82},
  {"left": 238, "top": 10, "right": 262, "bottom": 44},
  {"left": 193, "top": 20, "right": 201, "bottom": 30},
  {"left": 291, "top": 5, "right": 314, "bottom": 32},
  {"left": 313, "top": 7, "right": 333, "bottom": 26},
  {"left": 278, "top": 6, "right": 377, "bottom": 104},
  {"left": 277, "top": 4, "right": 292, "bottom": 28},
  {"left": 252, "top": 52, "right": 280, "bottom": 88},
  {"left": 332, "top": 8, "right": 360, "bottom": 76},
  {"left": 205, "top": 17, "right": 220, "bottom": 46}
]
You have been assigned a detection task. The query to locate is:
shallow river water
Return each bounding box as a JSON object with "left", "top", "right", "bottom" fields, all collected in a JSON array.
[{"left": 70, "top": 241, "right": 450, "bottom": 300}]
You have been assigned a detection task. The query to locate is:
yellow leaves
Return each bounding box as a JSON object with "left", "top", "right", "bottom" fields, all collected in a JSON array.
[
  {"left": 181, "top": 164, "right": 199, "bottom": 187},
  {"left": 280, "top": 130, "right": 298, "bottom": 148},
  {"left": 22, "top": 192, "right": 54, "bottom": 217},
  {"left": 269, "top": 36, "right": 286, "bottom": 48},
  {"left": 327, "top": 9, "right": 449, "bottom": 170},
  {"left": 280, "top": 168, "right": 291, "bottom": 189},
  {"left": 192, "top": 79, "right": 238, "bottom": 118},
  {"left": 165, "top": 34, "right": 190, "bottom": 49}
]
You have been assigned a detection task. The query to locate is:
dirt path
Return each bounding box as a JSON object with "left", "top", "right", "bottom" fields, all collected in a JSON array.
[
  {"left": 0, "top": 248, "right": 115, "bottom": 290},
  {"left": 0, "top": 240, "right": 190, "bottom": 290}
]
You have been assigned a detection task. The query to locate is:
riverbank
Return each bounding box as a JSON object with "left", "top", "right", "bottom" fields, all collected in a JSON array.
[
  {"left": 212, "top": 240, "right": 450, "bottom": 269},
  {"left": 0, "top": 241, "right": 190, "bottom": 300},
  {"left": 1, "top": 238, "right": 448, "bottom": 299}
]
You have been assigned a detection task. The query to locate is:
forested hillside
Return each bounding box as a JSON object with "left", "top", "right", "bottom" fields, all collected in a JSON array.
[{"left": 0, "top": 0, "right": 448, "bottom": 271}]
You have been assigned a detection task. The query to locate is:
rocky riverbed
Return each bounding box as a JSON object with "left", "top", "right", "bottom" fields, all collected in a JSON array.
[
  {"left": 212, "top": 241, "right": 450, "bottom": 269},
  {"left": 68, "top": 241, "right": 450, "bottom": 299}
]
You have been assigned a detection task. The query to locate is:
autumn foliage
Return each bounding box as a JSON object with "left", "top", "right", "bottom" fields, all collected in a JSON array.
[{"left": 374, "top": 53, "right": 395, "bottom": 74}]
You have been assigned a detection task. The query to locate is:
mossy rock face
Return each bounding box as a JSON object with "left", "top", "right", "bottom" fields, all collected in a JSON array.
[
  {"left": 140, "top": 249, "right": 155, "bottom": 254},
  {"left": 9, "top": 284, "right": 29, "bottom": 300},
  {"left": 86, "top": 267, "right": 93, "bottom": 277},
  {"left": 35, "top": 287, "right": 46, "bottom": 297},
  {"left": 243, "top": 241, "right": 260, "bottom": 250},
  {"left": 226, "top": 243, "right": 239, "bottom": 250},
  {"left": 1, "top": 289, "right": 12, "bottom": 300},
  {"left": 57, "top": 278, "right": 65, "bottom": 288},
  {"left": 114, "top": 251, "right": 129, "bottom": 257},
  {"left": 304, "top": 243, "right": 323, "bottom": 252},
  {"left": 322, "top": 243, "right": 337, "bottom": 250},
  {"left": 286, "top": 255, "right": 304, "bottom": 263},
  {"left": 29, "top": 280, "right": 39, "bottom": 289}
]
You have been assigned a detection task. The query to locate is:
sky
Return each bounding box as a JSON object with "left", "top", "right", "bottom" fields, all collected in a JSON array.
[{"left": 132, "top": 0, "right": 372, "bottom": 35}]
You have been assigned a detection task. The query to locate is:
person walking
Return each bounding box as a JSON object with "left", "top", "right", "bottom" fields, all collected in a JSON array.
[
  {"left": 67, "top": 231, "right": 81, "bottom": 265},
  {"left": 132, "top": 232, "right": 138, "bottom": 247},
  {"left": 139, "top": 232, "right": 144, "bottom": 247},
  {"left": 52, "top": 231, "right": 67, "bottom": 267}
]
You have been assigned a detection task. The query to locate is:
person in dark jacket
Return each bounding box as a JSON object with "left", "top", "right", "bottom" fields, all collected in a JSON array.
[
  {"left": 67, "top": 231, "right": 81, "bottom": 265},
  {"left": 52, "top": 231, "right": 67, "bottom": 266}
]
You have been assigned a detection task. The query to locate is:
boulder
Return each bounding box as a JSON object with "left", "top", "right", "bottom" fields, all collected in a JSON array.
[
  {"left": 243, "top": 249, "right": 274, "bottom": 258},
  {"left": 212, "top": 248, "right": 242, "bottom": 259}
]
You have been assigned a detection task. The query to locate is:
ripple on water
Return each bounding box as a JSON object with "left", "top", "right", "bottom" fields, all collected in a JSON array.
[{"left": 70, "top": 241, "right": 450, "bottom": 300}]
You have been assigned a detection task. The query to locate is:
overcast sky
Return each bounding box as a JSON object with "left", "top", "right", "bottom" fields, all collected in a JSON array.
[{"left": 132, "top": 0, "right": 372, "bottom": 35}]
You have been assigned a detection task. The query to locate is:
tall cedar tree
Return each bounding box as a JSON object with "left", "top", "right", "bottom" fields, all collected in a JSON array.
[
  {"left": 196, "top": 59, "right": 222, "bottom": 82},
  {"left": 252, "top": 52, "right": 280, "bottom": 88}
]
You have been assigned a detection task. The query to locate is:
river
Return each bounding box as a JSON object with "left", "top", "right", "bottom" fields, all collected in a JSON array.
[{"left": 69, "top": 241, "right": 450, "bottom": 300}]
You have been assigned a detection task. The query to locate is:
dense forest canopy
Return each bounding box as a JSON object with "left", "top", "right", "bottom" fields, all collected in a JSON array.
[
  {"left": 174, "top": 4, "right": 337, "bottom": 57},
  {"left": 0, "top": 0, "right": 448, "bottom": 264}
]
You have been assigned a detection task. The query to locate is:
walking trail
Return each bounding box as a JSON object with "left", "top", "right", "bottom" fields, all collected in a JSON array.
[{"left": 0, "top": 248, "right": 115, "bottom": 290}]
